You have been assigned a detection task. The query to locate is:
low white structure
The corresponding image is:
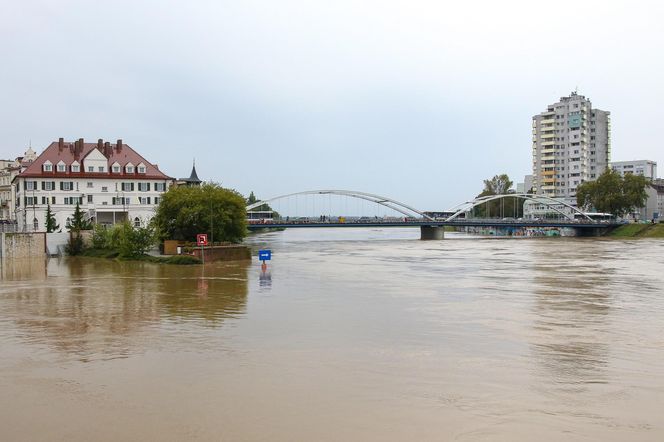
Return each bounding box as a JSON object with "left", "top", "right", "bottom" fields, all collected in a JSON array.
[
  {"left": 611, "top": 160, "right": 657, "bottom": 179},
  {"left": 13, "top": 138, "right": 173, "bottom": 231}
]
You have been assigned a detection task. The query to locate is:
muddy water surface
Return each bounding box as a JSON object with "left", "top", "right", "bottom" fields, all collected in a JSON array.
[{"left": 1, "top": 229, "right": 663, "bottom": 441}]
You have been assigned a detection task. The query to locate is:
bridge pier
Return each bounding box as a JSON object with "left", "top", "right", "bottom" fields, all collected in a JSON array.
[{"left": 420, "top": 225, "right": 445, "bottom": 240}]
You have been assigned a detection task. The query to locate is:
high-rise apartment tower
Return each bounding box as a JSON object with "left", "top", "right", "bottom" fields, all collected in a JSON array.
[{"left": 532, "top": 92, "right": 610, "bottom": 205}]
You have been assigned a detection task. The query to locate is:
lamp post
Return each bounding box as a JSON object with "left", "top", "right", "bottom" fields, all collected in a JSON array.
[{"left": 210, "top": 199, "right": 214, "bottom": 246}]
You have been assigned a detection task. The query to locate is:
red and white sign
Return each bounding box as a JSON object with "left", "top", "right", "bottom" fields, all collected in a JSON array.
[{"left": 196, "top": 234, "right": 208, "bottom": 246}]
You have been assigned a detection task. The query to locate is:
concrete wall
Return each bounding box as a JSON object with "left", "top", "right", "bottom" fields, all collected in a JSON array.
[
  {"left": 0, "top": 232, "right": 46, "bottom": 259},
  {"left": 46, "top": 232, "right": 69, "bottom": 256}
]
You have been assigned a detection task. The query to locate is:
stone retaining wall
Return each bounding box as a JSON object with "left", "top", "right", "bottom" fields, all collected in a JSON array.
[{"left": 0, "top": 232, "right": 46, "bottom": 259}]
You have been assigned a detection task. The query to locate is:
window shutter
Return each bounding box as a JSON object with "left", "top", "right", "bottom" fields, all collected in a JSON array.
[
  {"left": 41, "top": 181, "right": 45, "bottom": 190},
  {"left": 52, "top": 196, "right": 55, "bottom": 204},
  {"left": 147, "top": 183, "right": 151, "bottom": 191},
  {"left": 131, "top": 183, "right": 135, "bottom": 191},
  {"left": 147, "top": 197, "right": 151, "bottom": 204},
  {"left": 70, "top": 182, "right": 73, "bottom": 190},
  {"left": 59, "top": 182, "right": 63, "bottom": 190}
]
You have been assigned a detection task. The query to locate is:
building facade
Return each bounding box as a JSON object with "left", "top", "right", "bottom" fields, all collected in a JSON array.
[
  {"left": 1, "top": 148, "right": 37, "bottom": 222},
  {"left": 13, "top": 138, "right": 173, "bottom": 231},
  {"left": 610, "top": 160, "right": 657, "bottom": 180},
  {"left": 532, "top": 92, "right": 611, "bottom": 205}
]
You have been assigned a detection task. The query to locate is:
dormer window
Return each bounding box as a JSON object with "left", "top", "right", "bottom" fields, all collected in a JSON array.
[
  {"left": 112, "top": 163, "right": 121, "bottom": 173},
  {"left": 71, "top": 164, "right": 80, "bottom": 172},
  {"left": 137, "top": 163, "right": 147, "bottom": 174},
  {"left": 57, "top": 163, "right": 66, "bottom": 172},
  {"left": 126, "top": 163, "right": 135, "bottom": 173},
  {"left": 43, "top": 161, "right": 53, "bottom": 172}
]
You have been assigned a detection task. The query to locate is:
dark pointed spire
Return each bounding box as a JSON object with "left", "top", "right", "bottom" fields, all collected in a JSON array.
[
  {"left": 189, "top": 160, "right": 201, "bottom": 182},
  {"left": 181, "top": 159, "right": 201, "bottom": 186}
]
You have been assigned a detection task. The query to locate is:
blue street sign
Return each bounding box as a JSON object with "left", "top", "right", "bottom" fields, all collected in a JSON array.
[{"left": 258, "top": 249, "right": 272, "bottom": 261}]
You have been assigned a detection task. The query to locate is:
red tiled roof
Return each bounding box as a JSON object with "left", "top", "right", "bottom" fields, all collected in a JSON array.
[{"left": 18, "top": 140, "right": 173, "bottom": 180}]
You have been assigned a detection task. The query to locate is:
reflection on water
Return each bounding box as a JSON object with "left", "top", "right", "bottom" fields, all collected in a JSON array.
[
  {"left": 530, "top": 243, "right": 612, "bottom": 388},
  {"left": 1, "top": 230, "right": 663, "bottom": 441},
  {"left": 0, "top": 257, "right": 248, "bottom": 360},
  {"left": 0, "top": 257, "right": 48, "bottom": 280}
]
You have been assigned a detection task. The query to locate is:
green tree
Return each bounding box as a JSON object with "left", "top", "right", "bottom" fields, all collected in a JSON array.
[
  {"left": 576, "top": 169, "right": 649, "bottom": 217},
  {"left": 116, "top": 221, "right": 155, "bottom": 258},
  {"left": 153, "top": 183, "right": 247, "bottom": 243},
  {"left": 65, "top": 202, "right": 91, "bottom": 255},
  {"left": 246, "top": 190, "right": 275, "bottom": 213},
  {"left": 45, "top": 203, "right": 59, "bottom": 233},
  {"left": 68, "top": 202, "right": 92, "bottom": 231},
  {"left": 473, "top": 174, "right": 521, "bottom": 218},
  {"left": 481, "top": 174, "right": 514, "bottom": 195}
]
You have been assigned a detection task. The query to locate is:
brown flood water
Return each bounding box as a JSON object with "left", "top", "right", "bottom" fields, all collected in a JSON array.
[{"left": 1, "top": 228, "right": 664, "bottom": 441}]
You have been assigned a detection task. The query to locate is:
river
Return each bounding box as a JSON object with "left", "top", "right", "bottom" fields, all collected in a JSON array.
[{"left": 1, "top": 229, "right": 663, "bottom": 441}]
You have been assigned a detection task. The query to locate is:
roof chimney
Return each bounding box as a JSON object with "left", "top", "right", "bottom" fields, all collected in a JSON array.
[
  {"left": 58, "top": 137, "right": 64, "bottom": 150},
  {"left": 79, "top": 138, "right": 84, "bottom": 147},
  {"left": 98, "top": 139, "right": 103, "bottom": 149},
  {"left": 116, "top": 139, "right": 122, "bottom": 150}
]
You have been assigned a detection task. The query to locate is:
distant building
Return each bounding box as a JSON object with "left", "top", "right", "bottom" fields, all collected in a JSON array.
[
  {"left": 532, "top": 91, "right": 610, "bottom": 206},
  {"left": 1, "top": 147, "right": 37, "bottom": 221},
  {"left": 516, "top": 175, "right": 534, "bottom": 194},
  {"left": 13, "top": 138, "right": 173, "bottom": 231},
  {"left": 633, "top": 178, "right": 664, "bottom": 221},
  {"left": 610, "top": 160, "right": 657, "bottom": 180}
]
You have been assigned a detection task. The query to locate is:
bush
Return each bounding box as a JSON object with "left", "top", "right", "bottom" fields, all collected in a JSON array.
[
  {"left": 115, "top": 221, "right": 155, "bottom": 258},
  {"left": 163, "top": 255, "right": 202, "bottom": 265},
  {"left": 65, "top": 233, "right": 85, "bottom": 256}
]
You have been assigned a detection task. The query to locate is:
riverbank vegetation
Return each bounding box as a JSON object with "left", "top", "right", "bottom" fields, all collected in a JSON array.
[
  {"left": 74, "top": 222, "right": 201, "bottom": 264},
  {"left": 608, "top": 223, "right": 664, "bottom": 238}
]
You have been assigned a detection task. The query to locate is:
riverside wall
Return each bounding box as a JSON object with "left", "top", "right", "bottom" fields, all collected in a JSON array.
[{"left": 0, "top": 232, "right": 46, "bottom": 259}]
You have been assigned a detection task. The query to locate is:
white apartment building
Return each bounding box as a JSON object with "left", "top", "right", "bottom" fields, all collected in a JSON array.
[
  {"left": 610, "top": 160, "right": 657, "bottom": 180},
  {"left": 532, "top": 91, "right": 611, "bottom": 206},
  {"left": 13, "top": 138, "right": 173, "bottom": 231}
]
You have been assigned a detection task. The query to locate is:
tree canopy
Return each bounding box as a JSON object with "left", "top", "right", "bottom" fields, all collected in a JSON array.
[
  {"left": 480, "top": 174, "right": 514, "bottom": 197},
  {"left": 68, "top": 202, "right": 92, "bottom": 231},
  {"left": 473, "top": 174, "right": 521, "bottom": 218},
  {"left": 153, "top": 183, "right": 247, "bottom": 243},
  {"left": 576, "top": 169, "right": 649, "bottom": 217}
]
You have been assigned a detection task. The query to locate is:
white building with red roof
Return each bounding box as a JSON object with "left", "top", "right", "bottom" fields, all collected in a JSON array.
[{"left": 14, "top": 138, "right": 174, "bottom": 231}]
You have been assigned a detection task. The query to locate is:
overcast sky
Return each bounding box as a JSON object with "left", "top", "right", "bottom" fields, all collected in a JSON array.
[{"left": 2, "top": 0, "right": 663, "bottom": 210}]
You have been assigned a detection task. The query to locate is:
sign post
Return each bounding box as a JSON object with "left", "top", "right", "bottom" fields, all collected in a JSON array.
[
  {"left": 258, "top": 249, "right": 271, "bottom": 271},
  {"left": 197, "top": 233, "right": 208, "bottom": 264}
]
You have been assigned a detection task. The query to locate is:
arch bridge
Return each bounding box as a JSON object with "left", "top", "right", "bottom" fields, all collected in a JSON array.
[{"left": 246, "top": 190, "right": 616, "bottom": 239}]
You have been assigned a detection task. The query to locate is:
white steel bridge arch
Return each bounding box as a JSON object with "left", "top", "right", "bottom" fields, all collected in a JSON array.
[
  {"left": 246, "top": 190, "right": 434, "bottom": 221},
  {"left": 444, "top": 193, "right": 594, "bottom": 222}
]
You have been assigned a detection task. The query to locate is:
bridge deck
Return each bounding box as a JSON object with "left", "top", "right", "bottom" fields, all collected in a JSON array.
[{"left": 247, "top": 221, "right": 618, "bottom": 230}]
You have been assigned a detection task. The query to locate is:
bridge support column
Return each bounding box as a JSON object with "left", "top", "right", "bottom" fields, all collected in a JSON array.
[
  {"left": 575, "top": 227, "right": 606, "bottom": 237},
  {"left": 420, "top": 226, "right": 445, "bottom": 240}
]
